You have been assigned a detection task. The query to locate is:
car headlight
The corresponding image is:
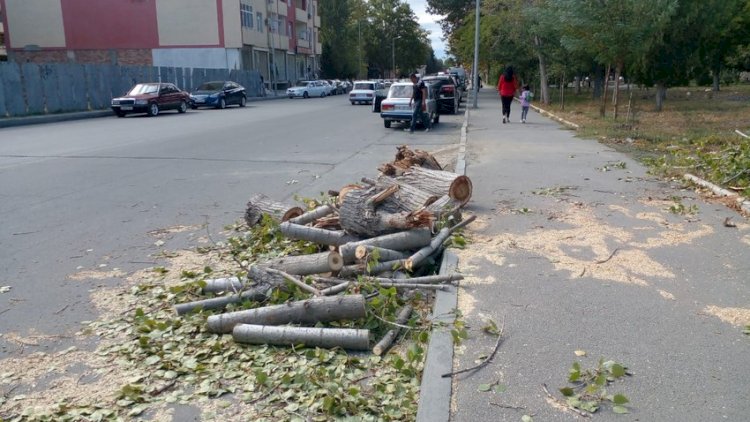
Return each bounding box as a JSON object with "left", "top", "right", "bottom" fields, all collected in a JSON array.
[
  {"left": 112, "top": 99, "right": 120, "bottom": 105},
  {"left": 135, "top": 99, "right": 148, "bottom": 105}
]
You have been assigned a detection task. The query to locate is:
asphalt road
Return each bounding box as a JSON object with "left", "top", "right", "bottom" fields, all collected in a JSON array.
[{"left": 0, "top": 95, "right": 464, "bottom": 356}]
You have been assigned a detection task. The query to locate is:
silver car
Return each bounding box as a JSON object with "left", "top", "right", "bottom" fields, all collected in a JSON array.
[
  {"left": 379, "top": 82, "right": 438, "bottom": 129},
  {"left": 287, "top": 81, "right": 327, "bottom": 99}
]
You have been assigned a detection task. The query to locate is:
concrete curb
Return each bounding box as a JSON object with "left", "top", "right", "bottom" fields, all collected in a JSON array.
[
  {"left": 525, "top": 101, "right": 580, "bottom": 130},
  {"left": 0, "top": 95, "right": 286, "bottom": 129},
  {"left": 684, "top": 173, "right": 750, "bottom": 215},
  {"left": 416, "top": 101, "right": 470, "bottom": 422}
]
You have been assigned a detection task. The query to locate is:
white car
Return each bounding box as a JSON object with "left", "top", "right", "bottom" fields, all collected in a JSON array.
[
  {"left": 287, "top": 81, "right": 328, "bottom": 99},
  {"left": 349, "top": 80, "right": 384, "bottom": 105},
  {"left": 380, "top": 82, "right": 438, "bottom": 129}
]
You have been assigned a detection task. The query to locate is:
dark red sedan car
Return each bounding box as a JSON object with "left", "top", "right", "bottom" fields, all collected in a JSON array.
[{"left": 111, "top": 83, "right": 190, "bottom": 117}]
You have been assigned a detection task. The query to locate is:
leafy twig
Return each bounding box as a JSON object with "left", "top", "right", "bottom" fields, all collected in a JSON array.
[
  {"left": 265, "top": 268, "right": 321, "bottom": 296},
  {"left": 441, "top": 317, "right": 505, "bottom": 378},
  {"left": 541, "top": 383, "right": 591, "bottom": 418},
  {"left": 489, "top": 402, "right": 528, "bottom": 411}
]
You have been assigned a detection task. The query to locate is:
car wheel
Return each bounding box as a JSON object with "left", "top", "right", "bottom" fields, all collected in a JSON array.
[
  {"left": 321, "top": 91, "right": 326, "bottom": 98},
  {"left": 178, "top": 100, "right": 187, "bottom": 113},
  {"left": 350, "top": 101, "right": 355, "bottom": 105},
  {"left": 289, "top": 96, "right": 294, "bottom": 99},
  {"left": 115, "top": 111, "right": 126, "bottom": 118},
  {"left": 384, "top": 120, "right": 391, "bottom": 128},
  {"left": 147, "top": 102, "right": 159, "bottom": 117},
  {"left": 217, "top": 98, "right": 226, "bottom": 109},
  {"left": 239, "top": 96, "right": 247, "bottom": 107},
  {"left": 190, "top": 105, "right": 198, "bottom": 110},
  {"left": 303, "top": 92, "right": 309, "bottom": 99}
]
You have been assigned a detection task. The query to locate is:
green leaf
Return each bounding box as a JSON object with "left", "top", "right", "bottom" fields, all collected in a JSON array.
[
  {"left": 610, "top": 364, "right": 626, "bottom": 378},
  {"left": 580, "top": 401, "right": 599, "bottom": 413},
  {"left": 477, "top": 384, "right": 492, "bottom": 392},
  {"left": 612, "top": 394, "right": 629, "bottom": 405},
  {"left": 494, "top": 384, "right": 507, "bottom": 393},
  {"left": 254, "top": 370, "right": 268, "bottom": 385},
  {"left": 521, "top": 415, "right": 533, "bottom": 422},
  {"left": 144, "top": 355, "right": 161, "bottom": 366},
  {"left": 559, "top": 387, "right": 575, "bottom": 397},
  {"left": 612, "top": 405, "right": 629, "bottom": 414},
  {"left": 595, "top": 373, "right": 607, "bottom": 386}
]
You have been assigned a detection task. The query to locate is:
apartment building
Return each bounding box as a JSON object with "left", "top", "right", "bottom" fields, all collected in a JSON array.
[
  {"left": 0, "top": 3, "right": 6, "bottom": 61},
  {"left": 0, "top": 0, "right": 320, "bottom": 87}
]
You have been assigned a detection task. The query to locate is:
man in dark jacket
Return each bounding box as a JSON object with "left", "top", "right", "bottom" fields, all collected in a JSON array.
[{"left": 408, "top": 73, "right": 431, "bottom": 133}]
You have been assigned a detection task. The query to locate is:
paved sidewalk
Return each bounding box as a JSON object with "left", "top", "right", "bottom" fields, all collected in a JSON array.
[{"left": 451, "top": 89, "right": 750, "bottom": 421}]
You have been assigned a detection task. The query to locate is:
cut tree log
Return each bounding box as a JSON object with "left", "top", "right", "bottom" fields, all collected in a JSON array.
[
  {"left": 279, "top": 222, "right": 359, "bottom": 246},
  {"left": 174, "top": 287, "right": 268, "bottom": 316},
  {"left": 405, "top": 215, "right": 476, "bottom": 271},
  {"left": 397, "top": 167, "right": 473, "bottom": 205},
  {"left": 338, "top": 187, "right": 432, "bottom": 237},
  {"left": 338, "top": 259, "right": 405, "bottom": 277},
  {"left": 202, "top": 277, "right": 243, "bottom": 294},
  {"left": 426, "top": 195, "right": 464, "bottom": 222},
  {"left": 207, "top": 294, "right": 366, "bottom": 333},
  {"left": 338, "top": 228, "right": 432, "bottom": 262},
  {"left": 379, "top": 145, "right": 443, "bottom": 176},
  {"left": 264, "top": 268, "right": 321, "bottom": 296},
  {"left": 375, "top": 176, "right": 440, "bottom": 214},
  {"left": 288, "top": 205, "right": 336, "bottom": 225},
  {"left": 354, "top": 245, "right": 409, "bottom": 262},
  {"left": 261, "top": 251, "right": 343, "bottom": 276},
  {"left": 233, "top": 324, "right": 370, "bottom": 350},
  {"left": 365, "top": 274, "right": 463, "bottom": 284},
  {"left": 320, "top": 282, "right": 350, "bottom": 296},
  {"left": 373, "top": 305, "right": 413, "bottom": 355},
  {"left": 244, "top": 193, "right": 304, "bottom": 227}
]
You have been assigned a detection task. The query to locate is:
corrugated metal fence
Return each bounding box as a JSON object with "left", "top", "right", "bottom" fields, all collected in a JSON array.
[{"left": 0, "top": 62, "right": 263, "bottom": 118}]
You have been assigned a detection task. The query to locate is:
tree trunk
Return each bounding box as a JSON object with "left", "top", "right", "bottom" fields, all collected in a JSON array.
[
  {"left": 338, "top": 187, "right": 432, "bottom": 237},
  {"left": 355, "top": 245, "right": 410, "bottom": 262},
  {"left": 600, "top": 64, "right": 611, "bottom": 117},
  {"left": 560, "top": 74, "right": 565, "bottom": 111},
  {"left": 373, "top": 305, "right": 412, "bottom": 355},
  {"left": 233, "top": 324, "right": 370, "bottom": 350},
  {"left": 655, "top": 83, "right": 666, "bottom": 112},
  {"left": 712, "top": 64, "right": 721, "bottom": 92},
  {"left": 338, "top": 259, "right": 406, "bottom": 277},
  {"left": 338, "top": 228, "right": 432, "bottom": 261},
  {"left": 534, "top": 35, "right": 550, "bottom": 105},
  {"left": 375, "top": 176, "right": 440, "bottom": 214},
  {"left": 174, "top": 287, "right": 269, "bottom": 316},
  {"left": 245, "top": 193, "right": 304, "bottom": 227},
  {"left": 261, "top": 251, "right": 343, "bottom": 275},
  {"left": 396, "top": 167, "right": 473, "bottom": 205},
  {"left": 279, "top": 222, "right": 360, "bottom": 246},
  {"left": 202, "top": 277, "right": 243, "bottom": 294},
  {"left": 288, "top": 204, "right": 336, "bottom": 225},
  {"left": 574, "top": 73, "right": 581, "bottom": 95},
  {"left": 613, "top": 61, "right": 622, "bottom": 120},
  {"left": 592, "top": 64, "right": 603, "bottom": 99},
  {"left": 207, "top": 294, "right": 367, "bottom": 333}
]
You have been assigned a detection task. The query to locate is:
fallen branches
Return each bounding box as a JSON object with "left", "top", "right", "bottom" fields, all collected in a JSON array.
[
  {"left": 542, "top": 383, "right": 591, "bottom": 418},
  {"left": 233, "top": 325, "right": 370, "bottom": 350},
  {"left": 441, "top": 317, "right": 504, "bottom": 378},
  {"left": 373, "top": 305, "right": 413, "bottom": 355}
]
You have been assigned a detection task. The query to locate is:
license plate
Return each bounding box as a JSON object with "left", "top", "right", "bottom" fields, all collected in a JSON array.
[
  {"left": 396, "top": 105, "right": 409, "bottom": 111},
  {"left": 121, "top": 106, "right": 133, "bottom": 111}
]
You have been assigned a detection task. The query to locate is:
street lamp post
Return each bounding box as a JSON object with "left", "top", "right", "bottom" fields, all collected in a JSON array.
[{"left": 472, "top": 0, "right": 480, "bottom": 108}]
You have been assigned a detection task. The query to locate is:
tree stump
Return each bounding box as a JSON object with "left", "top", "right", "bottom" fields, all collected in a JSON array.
[{"left": 338, "top": 187, "right": 432, "bottom": 237}]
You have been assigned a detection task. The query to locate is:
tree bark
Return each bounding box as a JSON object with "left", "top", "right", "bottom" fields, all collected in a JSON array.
[
  {"left": 279, "top": 222, "right": 359, "bottom": 246},
  {"left": 233, "top": 324, "right": 370, "bottom": 350},
  {"left": 378, "top": 145, "right": 443, "bottom": 176},
  {"left": 338, "top": 259, "right": 406, "bottom": 277},
  {"left": 613, "top": 61, "right": 622, "bottom": 120},
  {"left": 354, "top": 245, "right": 410, "bottom": 262},
  {"left": 712, "top": 64, "right": 721, "bottom": 92},
  {"left": 655, "top": 83, "right": 666, "bottom": 112},
  {"left": 207, "top": 294, "right": 367, "bottom": 334},
  {"left": 574, "top": 73, "right": 581, "bottom": 95},
  {"left": 261, "top": 251, "right": 343, "bottom": 275},
  {"left": 338, "top": 228, "right": 432, "bottom": 262},
  {"left": 373, "top": 305, "right": 412, "bottom": 355},
  {"left": 396, "top": 167, "right": 473, "bottom": 205},
  {"left": 245, "top": 193, "right": 304, "bottom": 227},
  {"left": 288, "top": 204, "right": 336, "bottom": 226},
  {"left": 338, "top": 187, "right": 433, "bottom": 237},
  {"left": 425, "top": 195, "right": 463, "bottom": 222},
  {"left": 174, "top": 287, "right": 269, "bottom": 316},
  {"left": 375, "top": 176, "right": 440, "bottom": 214},
  {"left": 202, "top": 277, "right": 243, "bottom": 294}
]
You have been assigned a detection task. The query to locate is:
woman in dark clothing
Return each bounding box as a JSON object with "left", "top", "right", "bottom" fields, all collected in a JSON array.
[{"left": 497, "top": 66, "right": 519, "bottom": 124}]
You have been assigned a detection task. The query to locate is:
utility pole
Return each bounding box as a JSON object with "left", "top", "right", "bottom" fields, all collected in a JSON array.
[
  {"left": 472, "top": 0, "right": 480, "bottom": 108},
  {"left": 358, "top": 21, "right": 362, "bottom": 80}
]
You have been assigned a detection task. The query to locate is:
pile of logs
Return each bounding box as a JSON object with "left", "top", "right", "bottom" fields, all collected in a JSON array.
[{"left": 175, "top": 146, "right": 474, "bottom": 354}]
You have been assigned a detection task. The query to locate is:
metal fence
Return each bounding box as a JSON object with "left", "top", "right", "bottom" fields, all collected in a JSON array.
[{"left": 0, "top": 62, "right": 263, "bottom": 118}]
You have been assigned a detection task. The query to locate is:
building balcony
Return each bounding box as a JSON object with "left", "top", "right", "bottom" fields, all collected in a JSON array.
[
  {"left": 314, "top": 15, "right": 320, "bottom": 27},
  {"left": 295, "top": 8, "right": 309, "bottom": 23},
  {"left": 296, "top": 38, "right": 310, "bottom": 49}
]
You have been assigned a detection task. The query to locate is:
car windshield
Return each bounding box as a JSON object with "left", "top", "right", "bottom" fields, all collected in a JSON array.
[
  {"left": 197, "top": 82, "right": 224, "bottom": 91},
  {"left": 296, "top": 82, "right": 310, "bottom": 87},
  {"left": 127, "top": 84, "right": 159, "bottom": 95},
  {"left": 354, "top": 83, "right": 374, "bottom": 90},
  {"left": 389, "top": 85, "right": 412, "bottom": 99}
]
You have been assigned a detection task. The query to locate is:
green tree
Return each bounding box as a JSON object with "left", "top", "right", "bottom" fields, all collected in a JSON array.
[{"left": 320, "top": 0, "right": 357, "bottom": 78}]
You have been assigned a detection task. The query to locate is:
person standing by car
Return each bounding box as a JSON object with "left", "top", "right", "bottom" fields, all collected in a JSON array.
[
  {"left": 497, "top": 66, "right": 519, "bottom": 124},
  {"left": 407, "top": 73, "right": 431, "bottom": 134}
]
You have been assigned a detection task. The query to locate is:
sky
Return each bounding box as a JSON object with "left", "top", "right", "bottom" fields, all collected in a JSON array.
[{"left": 405, "top": 0, "right": 448, "bottom": 59}]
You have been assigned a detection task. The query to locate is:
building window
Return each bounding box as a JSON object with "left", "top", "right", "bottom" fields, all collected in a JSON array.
[
  {"left": 278, "top": 15, "right": 286, "bottom": 36},
  {"left": 269, "top": 13, "right": 278, "bottom": 33},
  {"left": 241, "top": 4, "right": 253, "bottom": 29},
  {"left": 257, "top": 12, "right": 263, "bottom": 33}
]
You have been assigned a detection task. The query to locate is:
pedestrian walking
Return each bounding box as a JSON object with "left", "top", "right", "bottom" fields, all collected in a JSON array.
[
  {"left": 406, "top": 73, "right": 431, "bottom": 134},
  {"left": 497, "top": 66, "right": 519, "bottom": 124},
  {"left": 520, "top": 84, "right": 533, "bottom": 123}
]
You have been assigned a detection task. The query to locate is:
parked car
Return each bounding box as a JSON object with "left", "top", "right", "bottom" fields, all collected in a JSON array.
[
  {"left": 422, "top": 75, "right": 459, "bottom": 114},
  {"left": 189, "top": 81, "right": 246, "bottom": 109},
  {"left": 447, "top": 67, "right": 468, "bottom": 100},
  {"left": 287, "top": 81, "right": 328, "bottom": 98},
  {"left": 349, "top": 80, "right": 385, "bottom": 105},
  {"left": 111, "top": 82, "right": 189, "bottom": 117},
  {"left": 380, "top": 82, "right": 438, "bottom": 129}
]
